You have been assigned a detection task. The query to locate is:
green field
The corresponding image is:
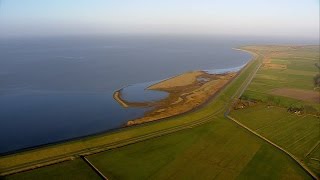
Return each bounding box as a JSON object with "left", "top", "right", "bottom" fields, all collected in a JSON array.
[
  {"left": 230, "top": 105, "right": 320, "bottom": 174},
  {"left": 241, "top": 45, "right": 319, "bottom": 110},
  {"left": 4, "top": 159, "right": 101, "bottom": 180},
  {"left": 86, "top": 115, "right": 311, "bottom": 179},
  {"left": 231, "top": 45, "right": 320, "bottom": 176},
  {"left": 4, "top": 115, "right": 312, "bottom": 180},
  {"left": 1, "top": 46, "right": 318, "bottom": 179}
]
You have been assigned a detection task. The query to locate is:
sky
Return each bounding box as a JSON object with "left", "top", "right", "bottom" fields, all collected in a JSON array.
[{"left": 0, "top": 0, "right": 319, "bottom": 39}]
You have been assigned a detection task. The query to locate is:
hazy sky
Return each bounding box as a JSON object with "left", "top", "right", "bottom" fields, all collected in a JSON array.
[{"left": 0, "top": 0, "right": 319, "bottom": 38}]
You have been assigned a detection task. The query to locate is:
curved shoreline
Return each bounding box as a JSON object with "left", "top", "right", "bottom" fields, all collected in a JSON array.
[
  {"left": 113, "top": 90, "right": 129, "bottom": 108},
  {"left": 113, "top": 48, "right": 252, "bottom": 113},
  {"left": 113, "top": 49, "right": 252, "bottom": 126},
  {"left": 114, "top": 70, "right": 240, "bottom": 126},
  {"left": 113, "top": 88, "right": 152, "bottom": 108}
]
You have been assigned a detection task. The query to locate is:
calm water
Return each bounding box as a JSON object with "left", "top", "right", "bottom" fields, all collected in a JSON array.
[
  {"left": 120, "top": 80, "right": 168, "bottom": 103},
  {"left": 0, "top": 35, "right": 256, "bottom": 153}
]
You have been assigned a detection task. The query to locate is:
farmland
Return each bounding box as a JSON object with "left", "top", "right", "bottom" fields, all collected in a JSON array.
[
  {"left": 4, "top": 159, "right": 101, "bottom": 180},
  {"left": 5, "top": 114, "right": 312, "bottom": 180},
  {"left": 86, "top": 115, "right": 311, "bottom": 179},
  {"left": 240, "top": 45, "right": 319, "bottom": 110},
  {"left": 1, "top": 46, "right": 318, "bottom": 179},
  {"left": 231, "top": 45, "right": 320, "bottom": 176}
]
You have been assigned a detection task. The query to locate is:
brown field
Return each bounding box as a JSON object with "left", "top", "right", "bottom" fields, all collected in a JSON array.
[
  {"left": 263, "top": 57, "right": 271, "bottom": 63},
  {"left": 263, "top": 63, "right": 287, "bottom": 70},
  {"left": 126, "top": 71, "right": 237, "bottom": 125},
  {"left": 282, "top": 69, "right": 317, "bottom": 76},
  {"left": 270, "top": 88, "right": 320, "bottom": 103}
]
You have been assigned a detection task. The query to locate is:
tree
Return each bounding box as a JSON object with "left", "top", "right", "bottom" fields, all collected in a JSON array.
[{"left": 313, "top": 73, "right": 320, "bottom": 88}]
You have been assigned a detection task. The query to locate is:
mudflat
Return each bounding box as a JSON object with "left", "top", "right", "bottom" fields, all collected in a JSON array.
[
  {"left": 122, "top": 70, "right": 237, "bottom": 125},
  {"left": 148, "top": 71, "right": 204, "bottom": 89}
]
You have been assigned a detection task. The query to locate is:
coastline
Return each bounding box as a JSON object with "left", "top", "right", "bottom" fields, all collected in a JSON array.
[
  {"left": 0, "top": 47, "right": 261, "bottom": 177},
  {"left": 113, "top": 90, "right": 129, "bottom": 108},
  {"left": 3, "top": 46, "right": 317, "bottom": 179},
  {"left": 113, "top": 88, "right": 152, "bottom": 108},
  {"left": 113, "top": 48, "right": 253, "bottom": 126},
  {"left": 114, "top": 70, "right": 240, "bottom": 126}
]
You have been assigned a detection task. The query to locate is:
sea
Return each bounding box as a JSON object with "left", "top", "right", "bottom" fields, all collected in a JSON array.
[{"left": 0, "top": 34, "right": 315, "bottom": 154}]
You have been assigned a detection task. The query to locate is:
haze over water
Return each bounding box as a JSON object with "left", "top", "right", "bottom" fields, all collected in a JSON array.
[{"left": 0, "top": 35, "right": 317, "bottom": 154}]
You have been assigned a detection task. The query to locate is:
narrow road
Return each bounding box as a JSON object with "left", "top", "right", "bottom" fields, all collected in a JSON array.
[
  {"left": 226, "top": 115, "right": 319, "bottom": 179},
  {"left": 223, "top": 53, "right": 318, "bottom": 180},
  {"left": 224, "top": 53, "right": 262, "bottom": 116},
  {"left": 81, "top": 156, "right": 108, "bottom": 180}
]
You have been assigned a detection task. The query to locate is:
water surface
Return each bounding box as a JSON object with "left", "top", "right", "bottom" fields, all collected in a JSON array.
[{"left": 0, "top": 35, "right": 253, "bottom": 154}]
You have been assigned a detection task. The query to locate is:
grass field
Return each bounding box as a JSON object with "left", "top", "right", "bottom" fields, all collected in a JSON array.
[
  {"left": 4, "top": 159, "right": 101, "bottom": 180},
  {"left": 231, "top": 45, "right": 320, "bottom": 176},
  {"left": 4, "top": 115, "right": 312, "bottom": 180},
  {"left": 241, "top": 45, "right": 319, "bottom": 110},
  {"left": 230, "top": 105, "right": 320, "bottom": 174},
  {"left": 87, "top": 115, "right": 311, "bottom": 179},
  {"left": 1, "top": 46, "right": 317, "bottom": 179}
]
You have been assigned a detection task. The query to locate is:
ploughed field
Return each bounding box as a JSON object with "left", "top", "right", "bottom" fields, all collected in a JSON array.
[
  {"left": 2, "top": 46, "right": 317, "bottom": 180},
  {"left": 230, "top": 45, "right": 320, "bottom": 175},
  {"left": 240, "top": 45, "right": 319, "bottom": 109}
]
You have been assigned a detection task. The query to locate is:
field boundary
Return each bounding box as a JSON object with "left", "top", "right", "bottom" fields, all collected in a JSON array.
[
  {"left": 223, "top": 49, "right": 319, "bottom": 179},
  {"left": 81, "top": 156, "right": 108, "bottom": 180},
  {"left": 226, "top": 115, "right": 319, "bottom": 180},
  {"left": 305, "top": 141, "right": 320, "bottom": 158}
]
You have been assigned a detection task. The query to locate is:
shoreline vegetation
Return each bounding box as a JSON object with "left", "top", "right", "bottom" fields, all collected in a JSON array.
[
  {"left": 112, "top": 48, "right": 253, "bottom": 127},
  {"left": 113, "top": 70, "right": 238, "bottom": 126}
]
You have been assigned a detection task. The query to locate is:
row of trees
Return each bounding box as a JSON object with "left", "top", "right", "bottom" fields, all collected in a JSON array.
[{"left": 314, "top": 63, "right": 320, "bottom": 88}]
